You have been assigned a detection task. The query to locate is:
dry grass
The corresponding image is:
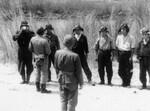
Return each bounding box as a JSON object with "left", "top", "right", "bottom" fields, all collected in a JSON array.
[{"left": 0, "top": 0, "right": 150, "bottom": 63}]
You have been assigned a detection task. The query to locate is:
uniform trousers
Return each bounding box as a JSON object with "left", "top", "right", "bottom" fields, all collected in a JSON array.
[
  {"left": 97, "top": 50, "right": 113, "bottom": 83},
  {"left": 118, "top": 50, "right": 133, "bottom": 86}
]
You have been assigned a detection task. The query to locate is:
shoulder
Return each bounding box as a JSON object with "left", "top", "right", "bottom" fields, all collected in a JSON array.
[{"left": 81, "top": 34, "right": 87, "bottom": 39}]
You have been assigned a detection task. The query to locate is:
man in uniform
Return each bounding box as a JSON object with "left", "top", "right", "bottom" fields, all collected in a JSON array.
[
  {"left": 94, "top": 26, "right": 113, "bottom": 85},
  {"left": 13, "top": 21, "right": 35, "bottom": 84},
  {"left": 29, "top": 27, "right": 51, "bottom": 93},
  {"left": 45, "top": 24, "right": 60, "bottom": 81},
  {"left": 137, "top": 28, "right": 150, "bottom": 89},
  {"left": 72, "top": 25, "right": 94, "bottom": 85},
  {"left": 55, "top": 34, "right": 83, "bottom": 111},
  {"left": 116, "top": 24, "right": 135, "bottom": 87}
]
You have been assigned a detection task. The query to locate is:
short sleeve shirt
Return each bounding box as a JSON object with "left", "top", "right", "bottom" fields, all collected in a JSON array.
[{"left": 116, "top": 34, "right": 135, "bottom": 51}]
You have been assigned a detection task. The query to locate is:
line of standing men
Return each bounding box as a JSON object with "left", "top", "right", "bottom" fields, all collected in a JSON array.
[
  {"left": 13, "top": 21, "right": 150, "bottom": 111},
  {"left": 13, "top": 21, "right": 150, "bottom": 92}
]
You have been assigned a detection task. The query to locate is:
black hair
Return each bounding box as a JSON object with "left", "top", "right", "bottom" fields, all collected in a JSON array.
[{"left": 36, "top": 27, "right": 45, "bottom": 36}]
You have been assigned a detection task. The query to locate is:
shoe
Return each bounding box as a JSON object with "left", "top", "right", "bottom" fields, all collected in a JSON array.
[
  {"left": 41, "top": 84, "right": 51, "bottom": 93},
  {"left": 20, "top": 81, "right": 26, "bottom": 84},
  {"left": 142, "top": 84, "right": 147, "bottom": 89},
  {"left": 108, "top": 82, "right": 112, "bottom": 86},
  {"left": 88, "top": 80, "right": 95, "bottom": 86},
  {"left": 99, "top": 81, "right": 105, "bottom": 85},
  {"left": 36, "top": 82, "right": 40, "bottom": 92}
]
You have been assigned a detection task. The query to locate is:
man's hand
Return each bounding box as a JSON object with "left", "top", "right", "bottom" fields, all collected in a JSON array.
[
  {"left": 79, "top": 84, "right": 83, "bottom": 89},
  {"left": 85, "top": 53, "right": 88, "bottom": 59}
]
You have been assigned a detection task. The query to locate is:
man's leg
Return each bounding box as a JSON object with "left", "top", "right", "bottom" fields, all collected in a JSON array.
[
  {"left": 18, "top": 60, "right": 26, "bottom": 84},
  {"left": 139, "top": 58, "right": 147, "bottom": 88},
  {"left": 106, "top": 58, "right": 113, "bottom": 85},
  {"left": 41, "top": 62, "right": 51, "bottom": 93},
  {"left": 60, "top": 88, "right": 68, "bottom": 111},
  {"left": 26, "top": 60, "right": 33, "bottom": 83},
  {"left": 98, "top": 51, "right": 105, "bottom": 84},
  {"left": 80, "top": 55, "right": 92, "bottom": 82},
  {"left": 68, "top": 89, "right": 78, "bottom": 111},
  {"left": 118, "top": 52, "right": 126, "bottom": 86},
  {"left": 35, "top": 66, "right": 41, "bottom": 91},
  {"left": 48, "top": 56, "right": 51, "bottom": 82}
]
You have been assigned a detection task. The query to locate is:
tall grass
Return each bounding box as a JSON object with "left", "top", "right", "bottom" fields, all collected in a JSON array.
[{"left": 0, "top": 0, "right": 150, "bottom": 63}]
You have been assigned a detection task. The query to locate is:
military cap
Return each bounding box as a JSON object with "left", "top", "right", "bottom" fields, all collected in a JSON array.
[
  {"left": 20, "top": 21, "right": 29, "bottom": 27},
  {"left": 99, "top": 26, "right": 109, "bottom": 33},
  {"left": 140, "top": 27, "right": 149, "bottom": 35},
  {"left": 45, "top": 24, "right": 54, "bottom": 30},
  {"left": 63, "top": 34, "right": 75, "bottom": 48},
  {"left": 120, "top": 23, "right": 129, "bottom": 33},
  {"left": 73, "top": 25, "right": 84, "bottom": 32}
]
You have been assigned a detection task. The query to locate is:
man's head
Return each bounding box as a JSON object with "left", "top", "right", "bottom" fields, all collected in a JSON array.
[
  {"left": 73, "top": 25, "right": 83, "bottom": 35},
  {"left": 45, "top": 24, "right": 54, "bottom": 35},
  {"left": 99, "top": 26, "right": 109, "bottom": 37},
  {"left": 119, "top": 23, "right": 129, "bottom": 36},
  {"left": 140, "top": 27, "right": 149, "bottom": 35},
  {"left": 20, "top": 21, "right": 29, "bottom": 31},
  {"left": 63, "top": 34, "right": 75, "bottom": 49},
  {"left": 36, "top": 27, "right": 45, "bottom": 36}
]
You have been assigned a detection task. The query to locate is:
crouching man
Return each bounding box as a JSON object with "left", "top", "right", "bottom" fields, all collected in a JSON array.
[
  {"left": 55, "top": 34, "right": 83, "bottom": 111},
  {"left": 29, "top": 27, "right": 51, "bottom": 93}
]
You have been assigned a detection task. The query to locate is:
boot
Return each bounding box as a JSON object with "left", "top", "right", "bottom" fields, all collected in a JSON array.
[
  {"left": 36, "top": 82, "right": 40, "bottom": 92},
  {"left": 26, "top": 74, "right": 30, "bottom": 84},
  {"left": 20, "top": 75, "right": 26, "bottom": 84},
  {"left": 41, "top": 84, "right": 51, "bottom": 93}
]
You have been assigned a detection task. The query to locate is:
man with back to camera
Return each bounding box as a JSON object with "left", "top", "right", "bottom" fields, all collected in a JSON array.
[
  {"left": 55, "top": 34, "right": 83, "bottom": 111},
  {"left": 29, "top": 27, "right": 51, "bottom": 93},
  {"left": 44, "top": 24, "right": 60, "bottom": 82},
  {"left": 13, "top": 21, "right": 35, "bottom": 84}
]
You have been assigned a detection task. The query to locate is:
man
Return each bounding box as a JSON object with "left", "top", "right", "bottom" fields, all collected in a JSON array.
[
  {"left": 13, "top": 21, "right": 35, "bottom": 84},
  {"left": 29, "top": 27, "right": 51, "bottom": 93},
  {"left": 137, "top": 28, "right": 150, "bottom": 89},
  {"left": 45, "top": 24, "right": 60, "bottom": 81},
  {"left": 94, "top": 26, "right": 113, "bottom": 85},
  {"left": 72, "top": 25, "right": 93, "bottom": 85},
  {"left": 55, "top": 34, "right": 83, "bottom": 111},
  {"left": 116, "top": 23, "right": 135, "bottom": 87}
]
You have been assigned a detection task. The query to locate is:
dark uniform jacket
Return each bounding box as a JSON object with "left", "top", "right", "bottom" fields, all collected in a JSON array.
[
  {"left": 13, "top": 30, "right": 35, "bottom": 61},
  {"left": 45, "top": 33, "right": 60, "bottom": 52},
  {"left": 72, "top": 34, "right": 89, "bottom": 57},
  {"left": 137, "top": 39, "right": 150, "bottom": 57},
  {"left": 55, "top": 49, "right": 83, "bottom": 91}
]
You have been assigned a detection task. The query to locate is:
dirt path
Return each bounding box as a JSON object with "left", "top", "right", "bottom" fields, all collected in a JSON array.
[{"left": 0, "top": 63, "right": 150, "bottom": 111}]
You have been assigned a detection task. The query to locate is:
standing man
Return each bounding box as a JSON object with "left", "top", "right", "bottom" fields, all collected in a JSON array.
[
  {"left": 137, "top": 28, "right": 150, "bottom": 89},
  {"left": 116, "top": 24, "right": 135, "bottom": 87},
  {"left": 45, "top": 24, "right": 60, "bottom": 82},
  {"left": 29, "top": 27, "right": 51, "bottom": 93},
  {"left": 13, "top": 21, "right": 35, "bottom": 84},
  {"left": 94, "top": 26, "right": 113, "bottom": 85},
  {"left": 72, "top": 25, "right": 93, "bottom": 85},
  {"left": 55, "top": 34, "right": 83, "bottom": 111}
]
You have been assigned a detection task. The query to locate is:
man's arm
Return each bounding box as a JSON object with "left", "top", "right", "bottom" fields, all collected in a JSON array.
[
  {"left": 44, "top": 40, "right": 51, "bottom": 56},
  {"left": 13, "top": 31, "right": 21, "bottom": 41},
  {"left": 28, "top": 40, "right": 33, "bottom": 52},
  {"left": 55, "top": 35, "right": 60, "bottom": 50},
  {"left": 75, "top": 55, "right": 83, "bottom": 87},
  {"left": 83, "top": 35, "right": 89, "bottom": 54}
]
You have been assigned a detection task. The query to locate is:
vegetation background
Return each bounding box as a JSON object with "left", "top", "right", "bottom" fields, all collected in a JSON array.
[{"left": 0, "top": 0, "right": 149, "bottom": 64}]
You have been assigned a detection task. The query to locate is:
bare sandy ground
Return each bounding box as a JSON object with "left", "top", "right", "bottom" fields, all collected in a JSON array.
[{"left": 0, "top": 62, "right": 150, "bottom": 111}]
